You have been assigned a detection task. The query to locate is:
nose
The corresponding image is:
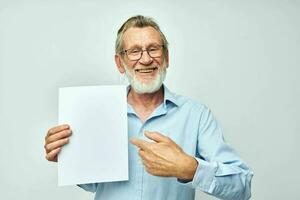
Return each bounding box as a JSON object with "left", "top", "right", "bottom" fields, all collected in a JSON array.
[{"left": 139, "top": 50, "right": 153, "bottom": 65}]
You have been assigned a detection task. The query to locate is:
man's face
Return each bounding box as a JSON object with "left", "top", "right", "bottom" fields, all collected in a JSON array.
[{"left": 116, "top": 27, "right": 169, "bottom": 94}]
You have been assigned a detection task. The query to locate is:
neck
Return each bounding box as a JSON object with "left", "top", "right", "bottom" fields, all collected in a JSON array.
[{"left": 127, "top": 86, "right": 164, "bottom": 110}]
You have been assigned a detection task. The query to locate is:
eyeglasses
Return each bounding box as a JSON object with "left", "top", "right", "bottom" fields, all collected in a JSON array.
[{"left": 120, "top": 44, "right": 164, "bottom": 61}]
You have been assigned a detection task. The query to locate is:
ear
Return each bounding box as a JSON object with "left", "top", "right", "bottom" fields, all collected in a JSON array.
[
  {"left": 115, "top": 54, "right": 125, "bottom": 74},
  {"left": 165, "top": 50, "right": 169, "bottom": 68}
]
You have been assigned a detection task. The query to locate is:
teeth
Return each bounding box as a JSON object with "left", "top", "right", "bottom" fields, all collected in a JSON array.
[{"left": 136, "top": 67, "right": 157, "bottom": 73}]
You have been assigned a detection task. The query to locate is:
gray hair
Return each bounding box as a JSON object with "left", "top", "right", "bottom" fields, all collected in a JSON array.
[{"left": 115, "top": 15, "right": 169, "bottom": 57}]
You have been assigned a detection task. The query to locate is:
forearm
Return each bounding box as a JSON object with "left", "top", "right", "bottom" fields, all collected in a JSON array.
[{"left": 192, "top": 107, "right": 253, "bottom": 199}]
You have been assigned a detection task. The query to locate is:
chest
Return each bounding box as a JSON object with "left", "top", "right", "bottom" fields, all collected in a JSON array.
[
  {"left": 130, "top": 105, "right": 157, "bottom": 123},
  {"left": 127, "top": 106, "right": 200, "bottom": 155}
]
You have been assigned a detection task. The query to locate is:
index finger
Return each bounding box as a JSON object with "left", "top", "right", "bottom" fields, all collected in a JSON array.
[
  {"left": 130, "top": 137, "right": 152, "bottom": 151},
  {"left": 47, "top": 124, "right": 70, "bottom": 137},
  {"left": 144, "top": 131, "right": 170, "bottom": 143}
]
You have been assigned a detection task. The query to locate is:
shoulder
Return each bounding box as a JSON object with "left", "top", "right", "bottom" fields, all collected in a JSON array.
[
  {"left": 164, "top": 85, "right": 211, "bottom": 115},
  {"left": 171, "top": 91, "right": 210, "bottom": 114}
]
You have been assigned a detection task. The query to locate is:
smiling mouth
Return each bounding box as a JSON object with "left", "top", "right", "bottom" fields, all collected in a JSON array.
[{"left": 135, "top": 67, "right": 158, "bottom": 73}]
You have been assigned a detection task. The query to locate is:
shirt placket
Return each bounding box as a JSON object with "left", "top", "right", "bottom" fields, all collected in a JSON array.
[{"left": 137, "top": 121, "right": 147, "bottom": 200}]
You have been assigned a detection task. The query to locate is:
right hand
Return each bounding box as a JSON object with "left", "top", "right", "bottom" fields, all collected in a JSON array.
[{"left": 44, "top": 124, "right": 72, "bottom": 162}]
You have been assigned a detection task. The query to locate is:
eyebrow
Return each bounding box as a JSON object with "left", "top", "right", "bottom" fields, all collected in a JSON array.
[{"left": 127, "top": 43, "right": 161, "bottom": 50}]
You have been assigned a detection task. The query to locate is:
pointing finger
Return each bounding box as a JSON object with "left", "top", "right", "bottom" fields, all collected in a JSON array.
[
  {"left": 144, "top": 131, "right": 171, "bottom": 143},
  {"left": 130, "top": 137, "right": 151, "bottom": 151}
]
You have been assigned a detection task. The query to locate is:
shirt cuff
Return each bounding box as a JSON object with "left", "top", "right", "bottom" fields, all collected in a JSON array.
[{"left": 178, "top": 157, "right": 218, "bottom": 193}]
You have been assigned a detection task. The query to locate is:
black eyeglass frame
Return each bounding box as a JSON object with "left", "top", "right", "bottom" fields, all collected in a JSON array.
[{"left": 119, "top": 44, "right": 165, "bottom": 61}]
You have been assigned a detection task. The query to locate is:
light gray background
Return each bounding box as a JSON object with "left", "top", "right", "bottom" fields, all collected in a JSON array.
[{"left": 0, "top": 0, "right": 299, "bottom": 199}]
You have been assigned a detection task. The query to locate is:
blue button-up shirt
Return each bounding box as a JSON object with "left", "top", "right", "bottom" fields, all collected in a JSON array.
[{"left": 79, "top": 85, "right": 253, "bottom": 200}]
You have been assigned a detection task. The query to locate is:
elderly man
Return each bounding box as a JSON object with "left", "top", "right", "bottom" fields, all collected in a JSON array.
[{"left": 44, "top": 15, "right": 253, "bottom": 200}]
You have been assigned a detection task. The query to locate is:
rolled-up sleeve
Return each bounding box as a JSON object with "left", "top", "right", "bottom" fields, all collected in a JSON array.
[{"left": 179, "top": 106, "right": 253, "bottom": 200}]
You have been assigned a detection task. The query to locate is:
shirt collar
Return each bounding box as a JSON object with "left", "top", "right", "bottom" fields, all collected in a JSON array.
[{"left": 163, "top": 84, "right": 180, "bottom": 107}]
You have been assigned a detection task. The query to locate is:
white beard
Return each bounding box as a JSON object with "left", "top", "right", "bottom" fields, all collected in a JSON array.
[{"left": 122, "top": 60, "right": 167, "bottom": 94}]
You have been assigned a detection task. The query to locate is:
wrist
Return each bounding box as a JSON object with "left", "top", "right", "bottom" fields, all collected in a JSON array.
[{"left": 177, "top": 155, "right": 198, "bottom": 181}]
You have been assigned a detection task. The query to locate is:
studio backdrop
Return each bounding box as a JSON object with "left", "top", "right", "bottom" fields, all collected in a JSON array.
[{"left": 0, "top": 0, "right": 299, "bottom": 199}]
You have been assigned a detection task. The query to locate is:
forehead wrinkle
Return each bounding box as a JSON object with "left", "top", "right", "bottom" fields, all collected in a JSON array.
[{"left": 122, "top": 27, "right": 163, "bottom": 50}]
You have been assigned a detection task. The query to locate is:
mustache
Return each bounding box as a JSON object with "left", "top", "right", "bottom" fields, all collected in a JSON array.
[{"left": 121, "top": 59, "right": 168, "bottom": 73}]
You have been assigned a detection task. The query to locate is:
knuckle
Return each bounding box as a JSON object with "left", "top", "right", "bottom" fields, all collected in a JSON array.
[
  {"left": 45, "top": 144, "right": 50, "bottom": 152},
  {"left": 63, "top": 129, "right": 71, "bottom": 136},
  {"left": 45, "top": 154, "right": 51, "bottom": 161},
  {"left": 45, "top": 137, "right": 50, "bottom": 144},
  {"left": 48, "top": 129, "right": 53, "bottom": 135},
  {"left": 61, "top": 130, "right": 67, "bottom": 135},
  {"left": 61, "top": 138, "right": 69, "bottom": 145},
  {"left": 138, "top": 149, "right": 143, "bottom": 155}
]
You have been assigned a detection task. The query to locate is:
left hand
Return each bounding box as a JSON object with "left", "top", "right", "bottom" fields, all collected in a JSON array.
[{"left": 130, "top": 131, "right": 198, "bottom": 180}]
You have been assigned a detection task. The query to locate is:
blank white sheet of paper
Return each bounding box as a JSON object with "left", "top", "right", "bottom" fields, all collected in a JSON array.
[{"left": 58, "top": 85, "right": 128, "bottom": 186}]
